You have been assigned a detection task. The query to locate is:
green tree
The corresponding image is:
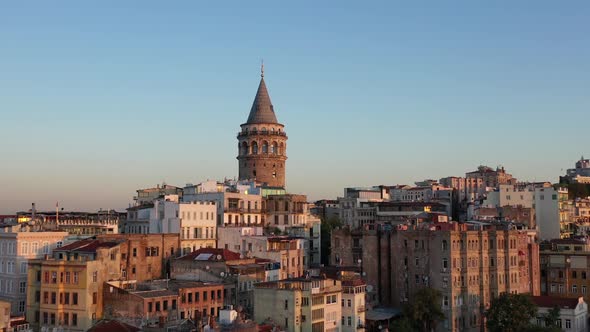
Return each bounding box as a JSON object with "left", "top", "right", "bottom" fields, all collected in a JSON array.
[
  {"left": 390, "top": 317, "right": 415, "bottom": 332},
  {"left": 486, "top": 293, "right": 537, "bottom": 332},
  {"left": 405, "top": 288, "right": 445, "bottom": 332},
  {"left": 544, "top": 306, "right": 560, "bottom": 329}
]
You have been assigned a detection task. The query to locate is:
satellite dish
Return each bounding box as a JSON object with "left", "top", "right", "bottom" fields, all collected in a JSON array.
[
  {"left": 217, "top": 254, "right": 222, "bottom": 260},
  {"left": 366, "top": 285, "right": 374, "bottom": 292}
]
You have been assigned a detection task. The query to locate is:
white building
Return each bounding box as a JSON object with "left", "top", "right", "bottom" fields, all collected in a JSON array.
[
  {"left": 0, "top": 230, "right": 69, "bottom": 315},
  {"left": 483, "top": 183, "right": 561, "bottom": 239},
  {"left": 179, "top": 201, "right": 217, "bottom": 253},
  {"left": 340, "top": 274, "right": 366, "bottom": 332},
  {"left": 184, "top": 191, "right": 264, "bottom": 227},
  {"left": 124, "top": 195, "right": 217, "bottom": 253},
  {"left": 531, "top": 296, "right": 587, "bottom": 332}
]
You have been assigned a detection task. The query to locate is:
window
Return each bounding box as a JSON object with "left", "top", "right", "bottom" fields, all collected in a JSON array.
[
  {"left": 583, "top": 286, "right": 587, "bottom": 294},
  {"left": 65, "top": 292, "right": 70, "bottom": 305},
  {"left": 19, "top": 281, "right": 26, "bottom": 294},
  {"left": 20, "top": 262, "right": 27, "bottom": 274},
  {"left": 56, "top": 241, "right": 63, "bottom": 248},
  {"left": 50, "top": 313, "right": 56, "bottom": 325},
  {"left": 18, "top": 300, "right": 24, "bottom": 312},
  {"left": 133, "top": 248, "right": 137, "bottom": 257},
  {"left": 73, "top": 272, "right": 79, "bottom": 284},
  {"left": 51, "top": 272, "right": 57, "bottom": 283},
  {"left": 348, "top": 316, "right": 352, "bottom": 326},
  {"left": 326, "top": 294, "right": 338, "bottom": 304},
  {"left": 43, "top": 312, "right": 48, "bottom": 324},
  {"left": 284, "top": 299, "right": 288, "bottom": 310},
  {"left": 92, "top": 292, "right": 97, "bottom": 305},
  {"left": 566, "top": 319, "right": 571, "bottom": 329},
  {"left": 65, "top": 272, "right": 70, "bottom": 283},
  {"left": 43, "top": 292, "right": 49, "bottom": 304},
  {"left": 347, "top": 299, "right": 352, "bottom": 307},
  {"left": 572, "top": 285, "right": 578, "bottom": 293},
  {"left": 73, "top": 292, "right": 78, "bottom": 305},
  {"left": 72, "top": 314, "right": 77, "bottom": 326},
  {"left": 63, "top": 313, "right": 69, "bottom": 326},
  {"left": 35, "top": 291, "right": 40, "bottom": 303},
  {"left": 51, "top": 292, "right": 56, "bottom": 304},
  {"left": 302, "top": 297, "right": 309, "bottom": 306}
]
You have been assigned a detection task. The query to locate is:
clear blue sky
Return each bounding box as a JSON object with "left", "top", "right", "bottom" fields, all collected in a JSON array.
[{"left": 1, "top": 1, "right": 588, "bottom": 213}]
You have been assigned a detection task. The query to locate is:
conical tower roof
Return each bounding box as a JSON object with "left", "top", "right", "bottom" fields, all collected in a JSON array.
[{"left": 246, "top": 75, "right": 278, "bottom": 124}]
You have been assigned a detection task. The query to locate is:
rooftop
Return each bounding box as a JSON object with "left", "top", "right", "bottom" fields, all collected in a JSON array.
[
  {"left": 179, "top": 248, "right": 242, "bottom": 262},
  {"left": 56, "top": 239, "right": 120, "bottom": 253},
  {"left": 88, "top": 319, "right": 141, "bottom": 332},
  {"left": 531, "top": 296, "right": 583, "bottom": 309}
]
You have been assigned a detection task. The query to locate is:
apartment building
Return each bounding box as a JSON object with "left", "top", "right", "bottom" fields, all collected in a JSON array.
[
  {"left": 96, "top": 233, "right": 180, "bottom": 282},
  {"left": 334, "top": 220, "right": 540, "bottom": 332},
  {"left": 253, "top": 277, "right": 342, "bottom": 332},
  {"left": 104, "top": 279, "right": 224, "bottom": 329},
  {"left": 539, "top": 238, "right": 590, "bottom": 303},
  {"left": 218, "top": 227, "right": 307, "bottom": 279},
  {"left": 26, "top": 239, "right": 123, "bottom": 332},
  {"left": 0, "top": 231, "right": 69, "bottom": 315}
]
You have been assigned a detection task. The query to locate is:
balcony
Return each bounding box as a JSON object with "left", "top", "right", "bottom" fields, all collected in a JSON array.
[
  {"left": 357, "top": 306, "right": 366, "bottom": 313},
  {"left": 237, "top": 131, "right": 287, "bottom": 138},
  {"left": 224, "top": 207, "right": 262, "bottom": 214},
  {"left": 357, "top": 323, "right": 365, "bottom": 329}
]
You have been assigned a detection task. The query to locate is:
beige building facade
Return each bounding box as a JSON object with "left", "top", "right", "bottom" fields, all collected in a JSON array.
[
  {"left": 0, "top": 231, "right": 69, "bottom": 315},
  {"left": 254, "top": 277, "right": 342, "bottom": 332}
]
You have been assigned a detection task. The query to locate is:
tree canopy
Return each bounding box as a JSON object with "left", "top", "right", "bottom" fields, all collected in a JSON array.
[
  {"left": 486, "top": 293, "right": 537, "bottom": 332},
  {"left": 401, "top": 288, "right": 445, "bottom": 332}
]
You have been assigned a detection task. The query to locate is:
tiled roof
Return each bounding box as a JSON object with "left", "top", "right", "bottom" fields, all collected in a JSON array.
[
  {"left": 56, "top": 239, "right": 120, "bottom": 253},
  {"left": 531, "top": 296, "right": 582, "bottom": 309},
  {"left": 88, "top": 319, "right": 140, "bottom": 332},
  {"left": 246, "top": 77, "right": 278, "bottom": 124}
]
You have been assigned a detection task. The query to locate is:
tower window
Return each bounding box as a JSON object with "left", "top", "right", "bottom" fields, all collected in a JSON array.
[
  {"left": 272, "top": 171, "right": 276, "bottom": 178},
  {"left": 253, "top": 171, "right": 257, "bottom": 177}
]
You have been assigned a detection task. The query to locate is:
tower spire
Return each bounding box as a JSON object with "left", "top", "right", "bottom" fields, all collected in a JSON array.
[{"left": 261, "top": 59, "right": 264, "bottom": 78}]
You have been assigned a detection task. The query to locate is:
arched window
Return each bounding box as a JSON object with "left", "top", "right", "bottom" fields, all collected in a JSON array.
[
  {"left": 261, "top": 127, "right": 267, "bottom": 134},
  {"left": 262, "top": 141, "right": 269, "bottom": 154},
  {"left": 271, "top": 142, "right": 278, "bottom": 155},
  {"left": 279, "top": 142, "right": 284, "bottom": 155},
  {"left": 251, "top": 141, "right": 258, "bottom": 155},
  {"left": 241, "top": 142, "right": 249, "bottom": 155},
  {"left": 442, "top": 240, "right": 448, "bottom": 251}
]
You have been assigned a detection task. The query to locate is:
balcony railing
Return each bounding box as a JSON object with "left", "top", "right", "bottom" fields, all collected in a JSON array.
[{"left": 237, "top": 131, "right": 287, "bottom": 138}]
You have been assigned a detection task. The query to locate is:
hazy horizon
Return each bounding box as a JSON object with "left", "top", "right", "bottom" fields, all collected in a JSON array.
[{"left": 1, "top": 1, "right": 588, "bottom": 214}]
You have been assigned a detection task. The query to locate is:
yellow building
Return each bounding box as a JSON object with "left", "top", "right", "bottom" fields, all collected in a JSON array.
[
  {"left": 26, "top": 239, "right": 122, "bottom": 332},
  {"left": 254, "top": 277, "right": 342, "bottom": 332}
]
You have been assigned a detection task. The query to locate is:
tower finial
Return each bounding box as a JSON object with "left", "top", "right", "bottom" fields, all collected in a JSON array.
[{"left": 261, "top": 59, "right": 264, "bottom": 78}]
